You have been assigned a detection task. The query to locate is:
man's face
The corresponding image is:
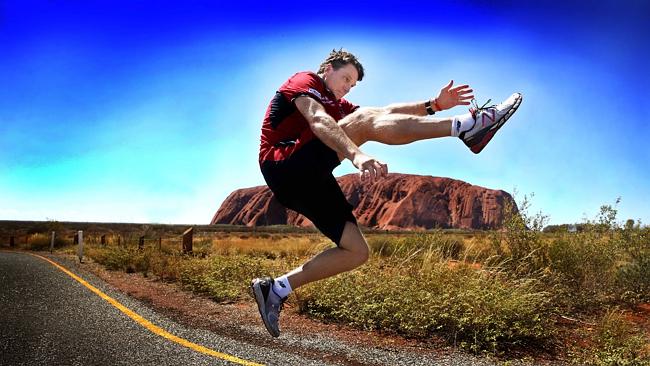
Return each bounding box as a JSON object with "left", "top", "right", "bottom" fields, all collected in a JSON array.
[{"left": 323, "top": 63, "right": 359, "bottom": 100}]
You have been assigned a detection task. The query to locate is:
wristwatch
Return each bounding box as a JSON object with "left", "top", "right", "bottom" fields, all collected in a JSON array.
[{"left": 424, "top": 99, "right": 436, "bottom": 115}]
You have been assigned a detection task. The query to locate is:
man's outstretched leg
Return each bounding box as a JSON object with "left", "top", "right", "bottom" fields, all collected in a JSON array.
[
  {"left": 251, "top": 221, "right": 368, "bottom": 337},
  {"left": 338, "top": 93, "right": 523, "bottom": 154}
]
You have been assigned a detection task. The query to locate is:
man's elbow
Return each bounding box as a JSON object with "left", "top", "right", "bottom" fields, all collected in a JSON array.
[{"left": 308, "top": 115, "right": 333, "bottom": 134}]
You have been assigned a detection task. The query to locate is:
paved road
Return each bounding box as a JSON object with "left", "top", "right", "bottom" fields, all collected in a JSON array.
[{"left": 0, "top": 251, "right": 316, "bottom": 366}]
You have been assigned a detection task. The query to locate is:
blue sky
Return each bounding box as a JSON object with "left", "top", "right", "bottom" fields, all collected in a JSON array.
[{"left": 1, "top": 1, "right": 649, "bottom": 226}]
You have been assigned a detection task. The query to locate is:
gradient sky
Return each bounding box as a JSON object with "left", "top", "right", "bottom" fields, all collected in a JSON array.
[{"left": 1, "top": 1, "right": 649, "bottom": 226}]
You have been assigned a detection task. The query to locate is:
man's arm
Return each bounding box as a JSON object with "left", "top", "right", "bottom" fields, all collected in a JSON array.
[
  {"left": 382, "top": 100, "right": 434, "bottom": 116},
  {"left": 295, "top": 96, "right": 360, "bottom": 161},
  {"left": 383, "top": 80, "right": 474, "bottom": 115},
  {"left": 294, "top": 96, "right": 387, "bottom": 181}
]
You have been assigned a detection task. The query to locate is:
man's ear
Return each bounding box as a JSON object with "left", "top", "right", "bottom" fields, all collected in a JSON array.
[{"left": 324, "top": 63, "right": 333, "bottom": 75}]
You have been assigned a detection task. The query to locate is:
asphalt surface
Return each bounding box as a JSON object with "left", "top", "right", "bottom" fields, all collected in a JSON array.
[
  {"left": 0, "top": 251, "right": 557, "bottom": 366},
  {"left": 0, "top": 251, "right": 319, "bottom": 366}
]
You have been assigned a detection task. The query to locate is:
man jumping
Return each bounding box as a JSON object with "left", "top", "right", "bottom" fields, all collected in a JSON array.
[{"left": 251, "top": 49, "right": 522, "bottom": 337}]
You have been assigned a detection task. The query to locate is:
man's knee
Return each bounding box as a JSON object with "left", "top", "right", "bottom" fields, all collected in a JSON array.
[
  {"left": 351, "top": 107, "right": 384, "bottom": 123},
  {"left": 354, "top": 243, "right": 370, "bottom": 265},
  {"left": 339, "top": 222, "right": 370, "bottom": 265},
  {"left": 342, "top": 240, "right": 369, "bottom": 267},
  {"left": 338, "top": 107, "right": 386, "bottom": 146}
]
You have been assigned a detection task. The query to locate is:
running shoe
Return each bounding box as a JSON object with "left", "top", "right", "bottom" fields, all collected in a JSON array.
[
  {"left": 459, "top": 92, "right": 522, "bottom": 154},
  {"left": 251, "top": 277, "right": 285, "bottom": 337}
]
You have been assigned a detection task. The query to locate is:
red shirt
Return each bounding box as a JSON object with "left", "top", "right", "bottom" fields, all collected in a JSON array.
[{"left": 258, "top": 71, "right": 359, "bottom": 163}]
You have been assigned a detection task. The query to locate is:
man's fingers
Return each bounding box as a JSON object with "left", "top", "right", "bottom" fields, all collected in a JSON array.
[
  {"left": 359, "top": 166, "right": 373, "bottom": 181},
  {"left": 442, "top": 80, "right": 453, "bottom": 91},
  {"left": 359, "top": 160, "right": 388, "bottom": 182},
  {"left": 372, "top": 161, "right": 381, "bottom": 179},
  {"left": 371, "top": 161, "right": 388, "bottom": 179},
  {"left": 377, "top": 161, "right": 388, "bottom": 177},
  {"left": 450, "top": 84, "right": 470, "bottom": 93}
]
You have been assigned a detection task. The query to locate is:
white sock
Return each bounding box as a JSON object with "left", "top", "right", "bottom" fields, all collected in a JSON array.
[
  {"left": 272, "top": 275, "right": 292, "bottom": 298},
  {"left": 451, "top": 112, "right": 475, "bottom": 137}
]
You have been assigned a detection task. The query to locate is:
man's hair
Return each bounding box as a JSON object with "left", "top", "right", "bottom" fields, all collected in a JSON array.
[{"left": 317, "top": 48, "right": 365, "bottom": 81}]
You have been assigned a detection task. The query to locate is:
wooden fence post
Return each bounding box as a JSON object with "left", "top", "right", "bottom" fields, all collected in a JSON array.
[
  {"left": 77, "top": 231, "right": 84, "bottom": 263},
  {"left": 182, "top": 227, "right": 193, "bottom": 254},
  {"left": 9, "top": 236, "right": 14, "bottom": 248},
  {"left": 138, "top": 236, "right": 145, "bottom": 251},
  {"left": 101, "top": 235, "right": 106, "bottom": 246},
  {"left": 50, "top": 231, "right": 55, "bottom": 253}
]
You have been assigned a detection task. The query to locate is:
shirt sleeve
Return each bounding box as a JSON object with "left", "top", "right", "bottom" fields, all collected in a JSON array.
[{"left": 279, "top": 72, "right": 325, "bottom": 104}]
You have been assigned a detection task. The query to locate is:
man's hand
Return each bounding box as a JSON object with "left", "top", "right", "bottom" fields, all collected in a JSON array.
[
  {"left": 352, "top": 152, "right": 388, "bottom": 182},
  {"left": 434, "top": 80, "right": 474, "bottom": 111}
]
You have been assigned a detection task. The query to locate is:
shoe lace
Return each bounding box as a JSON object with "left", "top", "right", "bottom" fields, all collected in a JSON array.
[{"left": 471, "top": 98, "right": 492, "bottom": 113}]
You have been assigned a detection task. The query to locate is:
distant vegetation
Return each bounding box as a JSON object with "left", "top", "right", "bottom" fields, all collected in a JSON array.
[{"left": 2, "top": 198, "right": 649, "bottom": 364}]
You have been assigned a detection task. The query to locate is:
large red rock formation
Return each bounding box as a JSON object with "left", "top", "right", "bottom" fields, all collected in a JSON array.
[{"left": 211, "top": 173, "right": 515, "bottom": 230}]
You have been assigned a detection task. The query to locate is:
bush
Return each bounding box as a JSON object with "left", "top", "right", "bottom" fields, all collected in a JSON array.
[
  {"left": 178, "top": 255, "right": 278, "bottom": 302},
  {"left": 298, "top": 260, "right": 554, "bottom": 353},
  {"left": 491, "top": 194, "right": 549, "bottom": 275},
  {"left": 88, "top": 246, "right": 134, "bottom": 271},
  {"left": 546, "top": 202, "right": 650, "bottom": 309},
  {"left": 148, "top": 253, "right": 183, "bottom": 282},
  {"left": 548, "top": 230, "right": 618, "bottom": 310},
  {"left": 585, "top": 308, "right": 650, "bottom": 366},
  {"left": 616, "top": 226, "right": 650, "bottom": 303}
]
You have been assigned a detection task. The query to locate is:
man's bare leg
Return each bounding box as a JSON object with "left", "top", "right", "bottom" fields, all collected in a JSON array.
[
  {"left": 286, "top": 221, "right": 368, "bottom": 289},
  {"left": 338, "top": 107, "right": 454, "bottom": 147},
  {"left": 251, "top": 221, "right": 370, "bottom": 338}
]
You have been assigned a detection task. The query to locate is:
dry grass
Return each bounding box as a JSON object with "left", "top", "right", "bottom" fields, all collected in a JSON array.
[{"left": 205, "top": 233, "right": 330, "bottom": 258}]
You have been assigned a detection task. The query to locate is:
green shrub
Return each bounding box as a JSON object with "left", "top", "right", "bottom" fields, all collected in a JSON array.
[
  {"left": 548, "top": 231, "right": 618, "bottom": 310},
  {"left": 89, "top": 247, "right": 134, "bottom": 271},
  {"left": 298, "top": 260, "right": 554, "bottom": 353},
  {"left": 178, "top": 255, "right": 280, "bottom": 302},
  {"left": 616, "top": 226, "right": 650, "bottom": 303},
  {"left": 148, "top": 253, "right": 183, "bottom": 281},
  {"left": 491, "top": 194, "right": 549, "bottom": 274},
  {"left": 586, "top": 308, "right": 650, "bottom": 366},
  {"left": 546, "top": 203, "right": 649, "bottom": 308}
]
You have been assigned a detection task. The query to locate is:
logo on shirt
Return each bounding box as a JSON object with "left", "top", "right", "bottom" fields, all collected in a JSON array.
[
  {"left": 308, "top": 88, "right": 322, "bottom": 99},
  {"left": 309, "top": 87, "right": 337, "bottom": 106}
]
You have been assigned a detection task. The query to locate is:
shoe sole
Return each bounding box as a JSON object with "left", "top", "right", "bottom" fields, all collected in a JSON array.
[
  {"left": 251, "top": 280, "right": 280, "bottom": 337},
  {"left": 467, "top": 93, "right": 522, "bottom": 154}
]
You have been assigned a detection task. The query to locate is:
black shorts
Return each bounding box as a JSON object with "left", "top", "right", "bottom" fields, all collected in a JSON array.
[{"left": 260, "top": 139, "right": 357, "bottom": 246}]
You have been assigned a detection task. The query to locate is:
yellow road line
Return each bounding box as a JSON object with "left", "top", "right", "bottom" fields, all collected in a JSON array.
[{"left": 27, "top": 252, "right": 264, "bottom": 366}]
